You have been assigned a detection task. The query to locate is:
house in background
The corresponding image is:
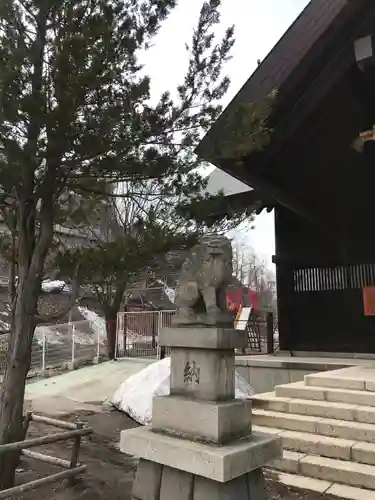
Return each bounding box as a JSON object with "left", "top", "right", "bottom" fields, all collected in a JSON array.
[{"left": 205, "top": 168, "right": 252, "bottom": 197}]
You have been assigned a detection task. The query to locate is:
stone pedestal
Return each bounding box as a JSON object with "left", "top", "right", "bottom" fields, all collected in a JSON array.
[{"left": 120, "top": 326, "right": 281, "bottom": 499}]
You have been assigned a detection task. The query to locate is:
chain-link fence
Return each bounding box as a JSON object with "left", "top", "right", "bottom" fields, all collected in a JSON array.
[{"left": 0, "top": 319, "right": 107, "bottom": 375}]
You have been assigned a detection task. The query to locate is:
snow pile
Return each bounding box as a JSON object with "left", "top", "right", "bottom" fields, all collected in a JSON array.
[
  {"left": 111, "top": 357, "right": 254, "bottom": 425},
  {"left": 155, "top": 279, "right": 176, "bottom": 304},
  {"left": 0, "top": 319, "right": 10, "bottom": 332},
  {"left": 0, "top": 305, "right": 62, "bottom": 346},
  {"left": 116, "top": 328, "right": 157, "bottom": 351},
  {"left": 41, "top": 280, "right": 71, "bottom": 294},
  {"left": 32, "top": 307, "right": 107, "bottom": 347},
  {"left": 34, "top": 326, "right": 64, "bottom": 345},
  {"left": 33, "top": 323, "right": 96, "bottom": 347},
  {"left": 164, "top": 286, "right": 175, "bottom": 304},
  {"left": 78, "top": 306, "right": 106, "bottom": 344}
]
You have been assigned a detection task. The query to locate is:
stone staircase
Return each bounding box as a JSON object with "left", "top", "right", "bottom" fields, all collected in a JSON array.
[{"left": 251, "top": 366, "right": 375, "bottom": 499}]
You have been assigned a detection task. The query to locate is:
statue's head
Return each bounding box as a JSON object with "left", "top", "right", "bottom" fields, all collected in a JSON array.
[
  {"left": 190, "top": 234, "right": 233, "bottom": 284},
  {"left": 199, "top": 234, "right": 233, "bottom": 260}
]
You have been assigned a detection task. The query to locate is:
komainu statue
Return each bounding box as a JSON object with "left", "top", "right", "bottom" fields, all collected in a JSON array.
[{"left": 173, "top": 234, "right": 233, "bottom": 326}]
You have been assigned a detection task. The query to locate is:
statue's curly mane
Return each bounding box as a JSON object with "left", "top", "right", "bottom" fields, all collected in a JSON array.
[
  {"left": 193, "top": 235, "right": 232, "bottom": 259},
  {"left": 179, "top": 236, "right": 232, "bottom": 282}
]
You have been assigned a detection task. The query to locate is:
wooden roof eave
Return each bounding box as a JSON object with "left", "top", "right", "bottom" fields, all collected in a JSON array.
[
  {"left": 196, "top": 0, "right": 369, "bottom": 169},
  {"left": 199, "top": 189, "right": 274, "bottom": 220}
]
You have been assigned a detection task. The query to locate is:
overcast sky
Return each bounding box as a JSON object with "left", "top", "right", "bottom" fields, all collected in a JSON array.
[{"left": 141, "top": 0, "right": 310, "bottom": 267}]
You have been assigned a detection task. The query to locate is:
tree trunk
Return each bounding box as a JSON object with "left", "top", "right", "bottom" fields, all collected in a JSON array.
[
  {"left": 104, "top": 286, "right": 124, "bottom": 360},
  {"left": 105, "top": 313, "right": 117, "bottom": 360},
  {"left": 0, "top": 279, "right": 39, "bottom": 489}
]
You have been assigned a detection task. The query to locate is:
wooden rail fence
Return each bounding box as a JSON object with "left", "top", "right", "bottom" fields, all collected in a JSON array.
[{"left": 0, "top": 412, "right": 93, "bottom": 498}]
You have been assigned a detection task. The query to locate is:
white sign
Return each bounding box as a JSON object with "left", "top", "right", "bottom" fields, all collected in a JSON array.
[{"left": 234, "top": 306, "right": 252, "bottom": 331}]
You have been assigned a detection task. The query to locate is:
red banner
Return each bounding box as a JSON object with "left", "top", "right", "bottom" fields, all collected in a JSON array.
[
  {"left": 226, "top": 289, "right": 259, "bottom": 313},
  {"left": 363, "top": 287, "right": 375, "bottom": 316}
]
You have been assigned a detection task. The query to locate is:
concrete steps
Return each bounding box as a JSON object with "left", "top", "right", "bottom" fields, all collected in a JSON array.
[
  {"left": 251, "top": 366, "right": 375, "bottom": 497},
  {"left": 274, "top": 472, "right": 375, "bottom": 500},
  {"left": 254, "top": 424, "right": 375, "bottom": 465},
  {"left": 304, "top": 370, "right": 375, "bottom": 392},
  {"left": 253, "top": 408, "right": 375, "bottom": 443},
  {"left": 253, "top": 392, "right": 375, "bottom": 425},
  {"left": 253, "top": 392, "right": 375, "bottom": 423},
  {"left": 275, "top": 381, "right": 375, "bottom": 406},
  {"left": 270, "top": 451, "right": 375, "bottom": 490}
]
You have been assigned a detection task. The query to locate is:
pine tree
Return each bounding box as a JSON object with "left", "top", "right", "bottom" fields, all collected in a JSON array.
[{"left": 0, "top": 0, "right": 272, "bottom": 487}]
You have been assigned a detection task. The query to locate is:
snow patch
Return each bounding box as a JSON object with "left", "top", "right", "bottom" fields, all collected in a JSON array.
[
  {"left": 34, "top": 326, "right": 64, "bottom": 345},
  {"left": 41, "top": 280, "right": 71, "bottom": 294},
  {"left": 78, "top": 306, "right": 107, "bottom": 344},
  {"left": 155, "top": 279, "right": 175, "bottom": 304},
  {"left": 111, "top": 358, "right": 254, "bottom": 425}
]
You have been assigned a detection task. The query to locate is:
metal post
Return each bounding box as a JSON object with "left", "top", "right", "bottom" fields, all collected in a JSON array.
[
  {"left": 71, "top": 323, "right": 75, "bottom": 366},
  {"left": 158, "top": 311, "right": 166, "bottom": 360},
  {"left": 114, "top": 315, "right": 118, "bottom": 360},
  {"left": 151, "top": 307, "right": 157, "bottom": 349},
  {"left": 96, "top": 322, "right": 100, "bottom": 362},
  {"left": 266, "top": 312, "right": 274, "bottom": 355},
  {"left": 124, "top": 305, "right": 128, "bottom": 357},
  {"left": 42, "top": 332, "right": 46, "bottom": 372}
]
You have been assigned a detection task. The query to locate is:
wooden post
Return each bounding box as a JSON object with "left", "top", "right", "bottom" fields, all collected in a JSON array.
[
  {"left": 22, "top": 449, "right": 71, "bottom": 468},
  {"left": 22, "top": 412, "right": 32, "bottom": 440},
  {"left": 266, "top": 312, "right": 274, "bottom": 355},
  {"left": 0, "top": 428, "right": 92, "bottom": 455},
  {"left": 30, "top": 414, "right": 77, "bottom": 430},
  {"left": 68, "top": 422, "right": 83, "bottom": 487},
  {"left": 0, "top": 465, "right": 86, "bottom": 498},
  {"left": 17, "top": 411, "right": 32, "bottom": 468}
]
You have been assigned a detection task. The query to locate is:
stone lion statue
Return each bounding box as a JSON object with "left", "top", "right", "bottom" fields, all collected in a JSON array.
[{"left": 173, "top": 234, "right": 233, "bottom": 326}]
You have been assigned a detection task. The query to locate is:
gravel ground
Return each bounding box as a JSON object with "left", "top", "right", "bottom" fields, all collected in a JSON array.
[{"left": 9, "top": 409, "right": 344, "bottom": 500}]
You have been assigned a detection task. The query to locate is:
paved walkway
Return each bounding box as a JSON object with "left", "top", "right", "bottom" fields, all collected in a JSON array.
[
  {"left": 25, "top": 359, "right": 151, "bottom": 416},
  {"left": 237, "top": 354, "right": 375, "bottom": 368},
  {"left": 24, "top": 355, "right": 375, "bottom": 416}
]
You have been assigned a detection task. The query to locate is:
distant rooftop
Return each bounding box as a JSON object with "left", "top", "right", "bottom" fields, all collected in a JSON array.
[{"left": 205, "top": 168, "right": 252, "bottom": 197}]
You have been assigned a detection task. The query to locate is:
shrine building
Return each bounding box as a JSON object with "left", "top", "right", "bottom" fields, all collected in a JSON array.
[{"left": 196, "top": 0, "right": 375, "bottom": 354}]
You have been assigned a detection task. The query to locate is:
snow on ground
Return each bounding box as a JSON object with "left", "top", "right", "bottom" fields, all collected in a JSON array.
[
  {"left": 155, "top": 279, "right": 175, "bottom": 304},
  {"left": 78, "top": 306, "right": 106, "bottom": 343},
  {"left": 41, "top": 279, "right": 71, "bottom": 294},
  {"left": 2, "top": 277, "right": 177, "bottom": 349},
  {"left": 112, "top": 357, "right": 254, "bottom": 425},
  {"left": 32, "top": 307, "right": 107, "bottom": 346}
]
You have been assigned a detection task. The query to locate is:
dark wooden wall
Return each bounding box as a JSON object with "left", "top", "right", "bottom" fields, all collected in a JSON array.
[
  {"left": 270, "top": 62, "right": 375, "bottom": 353},
  {"left": 275, "top": 206, "right": 375, "bottom": 353}
]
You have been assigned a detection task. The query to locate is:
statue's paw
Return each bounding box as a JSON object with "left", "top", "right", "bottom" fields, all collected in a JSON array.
[
  {"left": 203, "top": 310, "right": 233, "bottom": 327},
  {"left": 172, "top": 309, "right": 199, "bottom": 326},
  {"left": 204, "top": 316, "right": 217, "bottom": 326}
]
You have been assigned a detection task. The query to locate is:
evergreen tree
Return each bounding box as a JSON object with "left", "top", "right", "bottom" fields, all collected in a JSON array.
[{"left": 0, "top": 0, "right": 272, "bottom": 487}]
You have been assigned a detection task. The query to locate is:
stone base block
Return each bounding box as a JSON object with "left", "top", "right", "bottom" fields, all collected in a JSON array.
[
  {"left": 152, "top": 395, "right": 252, "bottom": 445},
  {"left": 120, "top": 426, "right": 281, "bottom": 483},
  {"left": 160, "top": 327, "right": 247, "bottom": 350},
  {"left": 132, "top": 459, "right": 269, "bottom": 500},
  {"left": 170, "top": 348, "right": 235, "bottom": 401}
]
